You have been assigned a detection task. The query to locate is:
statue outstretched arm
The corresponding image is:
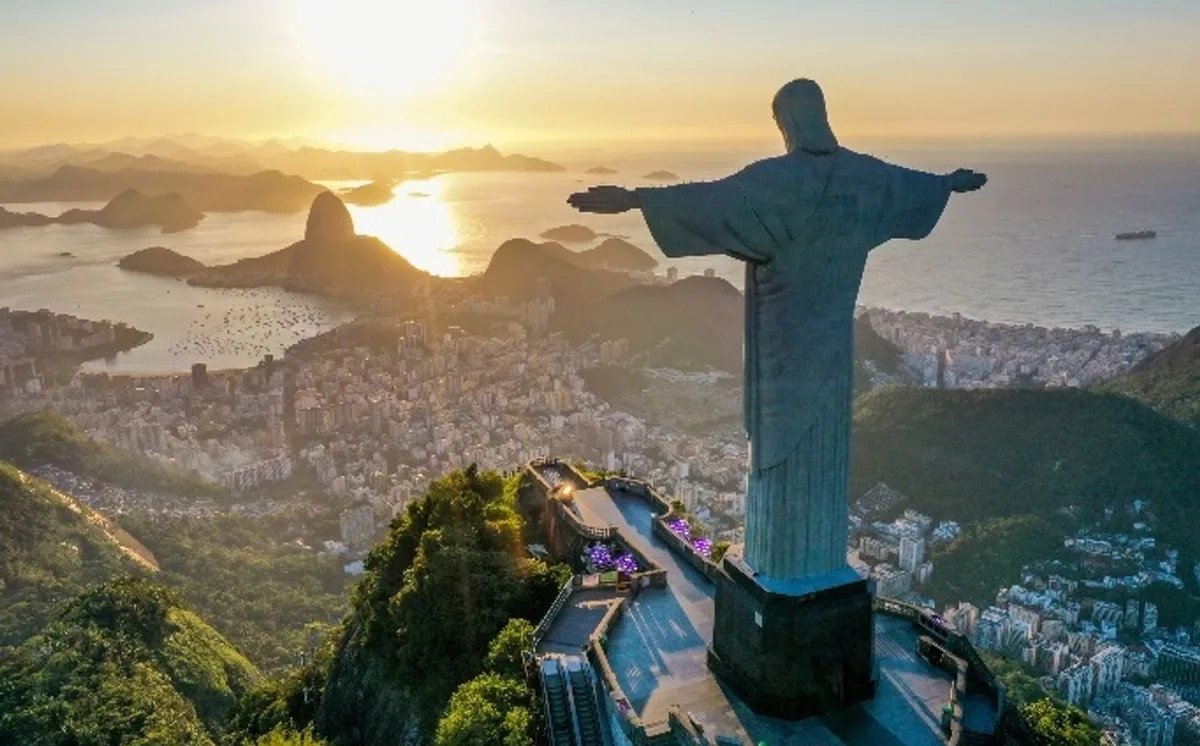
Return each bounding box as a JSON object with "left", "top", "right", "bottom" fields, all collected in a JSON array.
[
  {"left": 568, "top": 185, "right": 640, "bottom": 214},
  {"left": 947, "top": 168, "right": 987, "bottom": 193},
  {"left": 568, "top": 173, "right": 776, "bottom": 261}
]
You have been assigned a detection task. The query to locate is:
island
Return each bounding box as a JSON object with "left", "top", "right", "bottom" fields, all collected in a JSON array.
[
  {"left": 0, "top": 189, "right": 204, "bottom": 233},
  {"left": 0, "top": 206, "right": 54, "bottom": 228},
  {"left": 585, "top": 166, "right": 618, "bottom": 174},
  {"left": 118, "top": 246, "right": 207, "bottom": 276},
  {"left": 642, "top": 170, "right": 680, "bottom": 181},
  {"left": 339, "top": 180, "right": 395, "bottom": 206},
  {"left": 60, "top": 189, "right": 203, "bottom": 233},
  {"left": 190, "top": 191, "right": 429, "bottom": 297},
  {"left": 539, "top": 224, "right": 597, "bottom": 243}
]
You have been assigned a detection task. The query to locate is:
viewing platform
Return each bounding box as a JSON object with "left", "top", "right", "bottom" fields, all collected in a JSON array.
[{"left": 523, "top": 459, "right": 1003, "bottom": 745}]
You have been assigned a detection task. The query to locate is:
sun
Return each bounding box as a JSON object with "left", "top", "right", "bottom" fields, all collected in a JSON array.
[{"left": 293, "top": 0, "right": 476, "bottom": 97}]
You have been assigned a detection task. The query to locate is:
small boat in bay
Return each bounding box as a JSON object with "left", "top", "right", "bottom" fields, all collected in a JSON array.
[{"left": 1115, "top": 230, "right": 1156, "bottom": 241}]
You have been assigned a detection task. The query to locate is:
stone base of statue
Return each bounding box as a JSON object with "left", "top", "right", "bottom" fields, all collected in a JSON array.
[{"left": 707, "top": 557, "right": 875, "bottom": 719}]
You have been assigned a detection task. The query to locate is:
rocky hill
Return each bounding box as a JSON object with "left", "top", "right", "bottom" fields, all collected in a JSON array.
[
  {"left": 339, "top": 179, "right": 395, "bottom": 206},
  {"left": 571, "top": 237, "right": 659, "bottom": 272},
  {"left": 569, "top": 274, "right": 743, "bottom": 371},
  {"left": 57, "top": 188, "right": 204, "bottom": 232},
  {"left": 0, "top": 577, "right": 261, "bottom": 745},
  {"left": 191, "top": 191, "right": 429, "bottom": 297},
  {"left": 1099, "top": 323, "right": 1200, "bottom": 426},
  {"left": 479, "top": 242, "right": 906, "bottom": 377},
  {"left": 119, "top": 245, "right": 208, "bottom": 276},
  {"left": 476, "top": 237, "right": 640, "bottom": 310},
  {"left": 539, "top": 223, "right": 597, "bottom": 242},
  {"left": 0, "top": 205, "right": 55, "bottom": 228}
]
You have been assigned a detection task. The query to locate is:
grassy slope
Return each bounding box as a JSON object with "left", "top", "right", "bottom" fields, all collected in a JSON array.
[{"left": 0, "top": 461, "right": 147, "bottom": 648}]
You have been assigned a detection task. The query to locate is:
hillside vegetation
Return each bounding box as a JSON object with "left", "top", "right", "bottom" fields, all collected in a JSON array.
[
  {"left": 311, "top": 466, "right": 568, "bottom": 746},
  {"left": 0, "top": 410, "right": 217, "bottom": 496},
  {"left": 851, "top": 387, "right": 1200, "bottom": 603},
  {"left": 0, "top": 577, "right": 261, "bottom": 745},
  {"left": 1100, "top": 324, "right": 1200, "bottom": 426},
  {"left": 121, "top": 513, "right": 349, "bottom": 672},
  {"left": 0, "top": 462, "right": 147, "bottom": 648}
]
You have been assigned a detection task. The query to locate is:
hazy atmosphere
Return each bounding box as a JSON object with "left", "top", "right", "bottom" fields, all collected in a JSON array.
[
  {"left": 4, "top": 0, "right": 1200, "bottom": 150},
  {"left": 2, "top": 4, "right": 1198, "bottom": 746}
]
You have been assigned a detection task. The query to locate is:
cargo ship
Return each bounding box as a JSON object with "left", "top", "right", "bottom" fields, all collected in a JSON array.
[{"left": 1115, "top": 230, "right": 1156, "bottom": 241}]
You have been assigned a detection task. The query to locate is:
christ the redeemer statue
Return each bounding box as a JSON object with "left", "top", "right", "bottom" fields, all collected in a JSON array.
[
  {"left": 568, "top": 78, "right": 986, "bottom": 718},
  {"left": 570, "top": 79, "right": 985, "bottom": 583}
]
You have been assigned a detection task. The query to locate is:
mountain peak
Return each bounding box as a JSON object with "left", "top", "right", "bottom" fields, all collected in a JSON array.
[{"left": 304, "top": 190, "right": 355, "bottom": 245}]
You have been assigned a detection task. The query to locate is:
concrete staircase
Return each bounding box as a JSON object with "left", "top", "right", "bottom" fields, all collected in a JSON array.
[{"left": 540, "top": 655, "right": 607, "bottom": 746}]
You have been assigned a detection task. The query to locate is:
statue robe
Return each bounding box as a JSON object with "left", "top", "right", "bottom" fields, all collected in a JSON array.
[{"left": 636, "top": 148, "right": 951, "bottom": 581}]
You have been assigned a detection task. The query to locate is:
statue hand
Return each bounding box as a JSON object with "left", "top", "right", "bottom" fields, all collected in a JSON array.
[
  {"left": 949, "top": 169, "right": 987, "bottom": 193},
  {"left": 567, "top": 185, "right": 639, "bottom": 214}
]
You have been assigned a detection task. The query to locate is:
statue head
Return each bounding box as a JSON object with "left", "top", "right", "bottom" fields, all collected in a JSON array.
[{"left": 772, "top": 78, "right": 839, "bottom": 156}]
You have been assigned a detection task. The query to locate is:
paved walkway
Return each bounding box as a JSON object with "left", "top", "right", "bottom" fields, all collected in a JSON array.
[
  {"left": 572, "top": 485, "right": 960, "bottom": 745},
  {"left": 536, "top": 587, "right": 625, "bottom": 656}
]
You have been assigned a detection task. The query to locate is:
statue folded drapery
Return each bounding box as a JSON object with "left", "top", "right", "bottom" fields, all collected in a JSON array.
[{"left": 569, "top": 78, "right": 985, "bottom": 581}]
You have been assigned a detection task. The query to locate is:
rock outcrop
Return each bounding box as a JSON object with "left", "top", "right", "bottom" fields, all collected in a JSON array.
[
  {"left": 118, "top": 246, "right": 207, "bottom": 276},
  {"left": 539, "top": 224, "right": 597, "bottom": 243},
  {"left": 192, "top": 191, "right": 428, "bottom": 297}
]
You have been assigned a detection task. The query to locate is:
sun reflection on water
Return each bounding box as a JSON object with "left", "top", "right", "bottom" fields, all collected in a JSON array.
[{"left": 343, "top": 178, "right": 466, "bottom": 277}]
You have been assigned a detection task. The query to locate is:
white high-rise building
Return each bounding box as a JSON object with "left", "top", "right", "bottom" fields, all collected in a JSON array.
[
  {"left": 899, "top": 535, "right": 926, "bottom": 573},
  {"left": 1091, "top": 645, "right": 1125, "bottom": 697}
]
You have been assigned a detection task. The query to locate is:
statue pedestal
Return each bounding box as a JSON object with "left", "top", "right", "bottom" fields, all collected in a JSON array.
[{"left": 707, "top": 557, "right": 875, "bottom": 719}]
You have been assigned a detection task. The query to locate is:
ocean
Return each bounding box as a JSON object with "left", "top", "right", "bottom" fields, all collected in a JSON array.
[{"left": 1, "top": 142, "right": 1198, "bottom": 373}]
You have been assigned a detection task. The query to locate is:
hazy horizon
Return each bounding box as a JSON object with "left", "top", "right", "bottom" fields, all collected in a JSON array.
[{"left": 4, "top": 0, "right": 1200, "bottom": 152}]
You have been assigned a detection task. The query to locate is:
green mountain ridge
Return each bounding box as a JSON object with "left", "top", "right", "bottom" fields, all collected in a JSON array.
[
  {"left": 311, "top": 467, "right": 566, "bottom": 746},
  {"left": 1099, "top": 323, "right": 1200, "bottom": 426},
  {"left": 0, "top": 410, "right": 217, "bottom": 496},
  {"left": 0, "top": 461, "right": 149, "bottom": 649},
  {"left": 851, "top": 386, "right": 1200, "bottom": 604},
  {"left": 0, "top": 577, "right": 261, "bottom": 745}
]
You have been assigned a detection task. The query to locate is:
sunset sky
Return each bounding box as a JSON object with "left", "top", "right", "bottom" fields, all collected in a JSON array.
[{"left": 3, "top": 0, "right": 1199, "bottom": 151}]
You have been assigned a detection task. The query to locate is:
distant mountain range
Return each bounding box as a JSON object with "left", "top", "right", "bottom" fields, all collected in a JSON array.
[
  {"left": 0, "top": 134, "right": 563, "bottom": 182},
  {"left": 0, "top": 165, "right": 324, "bottom": 213},
  {"left": 1, "top": 188, "right": 204, "bottom": 233}
]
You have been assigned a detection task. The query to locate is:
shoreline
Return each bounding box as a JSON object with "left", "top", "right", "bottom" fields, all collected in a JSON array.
[{"left": 66, "top": 304, "right": 1187, "bottom": 381}]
